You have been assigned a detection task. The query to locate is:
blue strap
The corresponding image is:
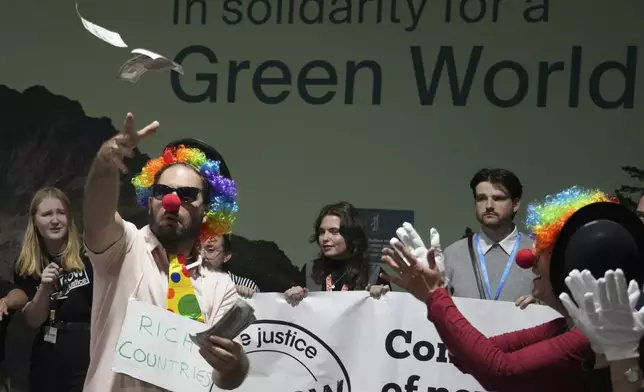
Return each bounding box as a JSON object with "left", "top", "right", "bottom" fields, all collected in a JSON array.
[{"left": 475, "top": 232, "right": 522, "bottom": 300}]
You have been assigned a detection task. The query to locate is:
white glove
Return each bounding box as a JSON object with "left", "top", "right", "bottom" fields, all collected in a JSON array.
[
  {"left": 560, "top": 269, "right": 644, "bottom": 361},
  {"left": 565, "top": 269, "right": 641, "bottom": 312},
  {"left": 430, "top": 228, "right": 445, "bottom": 276},
  {"left": 560, "top": 269, "right": 640, "bottom": 353},
  {"left": 391, "top": 222, "right": 446, "bottom": 277},
  {"left": 560, "top": 269, "right": 606, "bottom": 353}
]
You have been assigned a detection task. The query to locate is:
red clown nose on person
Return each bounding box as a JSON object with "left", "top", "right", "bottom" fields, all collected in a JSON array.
[
  {"left": 161, "top": 193, "right": 181, "bottom": 213},
  {"left": 516, "top": 248, "right": 536, "bottom": 269}
]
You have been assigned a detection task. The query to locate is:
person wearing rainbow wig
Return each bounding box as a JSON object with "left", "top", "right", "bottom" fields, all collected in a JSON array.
[
  {"left": 380, "top": 186, "right": 631, "bottom": 392},
  {"left": 130, "top": 138, "right": 238, "bottom": 245},
  {"left": 526, "top": 186, "right": 619, "bottom": 305},
  {"left": 82, "top": 114, "right": 248, "bottom": 392}
]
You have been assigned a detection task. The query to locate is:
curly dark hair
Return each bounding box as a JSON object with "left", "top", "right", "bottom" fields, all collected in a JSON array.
[{"left": 309, "top": 201, "right": 369, "bottom": 290}]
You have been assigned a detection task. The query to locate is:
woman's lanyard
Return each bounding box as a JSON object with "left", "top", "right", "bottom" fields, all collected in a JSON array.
[
  {"left": 325, "top": 272, "right": 348, "bottom": 292},
  {"left": 475, "top": 233, "right": 522, "bottom": 300}
]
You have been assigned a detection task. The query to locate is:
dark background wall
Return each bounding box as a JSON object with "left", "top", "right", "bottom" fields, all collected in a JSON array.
[{"left": 0, "top": 85, "right": 149, "bottom": 391}]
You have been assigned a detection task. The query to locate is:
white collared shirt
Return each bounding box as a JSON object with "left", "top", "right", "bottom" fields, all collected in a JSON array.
[
  {"left": 478, "top": 225, "right": 519, "bottom": 255},
  {"left": 83, "top": 221, "right": 238, "bottom": 392}
]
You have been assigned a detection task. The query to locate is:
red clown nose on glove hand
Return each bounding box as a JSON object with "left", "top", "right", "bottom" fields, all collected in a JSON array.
[
  {"left": 162, "top": 193, "right": 181, "bottom": 212},
  {"left": 516, "top": 249, "right": 536, "bottom": 269}
]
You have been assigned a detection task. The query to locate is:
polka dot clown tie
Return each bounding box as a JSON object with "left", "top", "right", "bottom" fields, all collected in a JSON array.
[{"left": 166, "top": 254, "right": 204, "bottom": 323}]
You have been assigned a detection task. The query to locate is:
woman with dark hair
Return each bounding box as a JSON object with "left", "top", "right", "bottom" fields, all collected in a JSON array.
[{"left": 285, "top": 201, "right": 389, "bottom": 306}]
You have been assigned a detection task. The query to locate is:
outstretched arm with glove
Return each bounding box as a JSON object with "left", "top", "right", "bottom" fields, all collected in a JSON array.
[
  {"left": 560, "top": 269, "right": 644, "bottom": 392},
  {"left": 379, "top": 229, "right": 592, "bottom": 392}
]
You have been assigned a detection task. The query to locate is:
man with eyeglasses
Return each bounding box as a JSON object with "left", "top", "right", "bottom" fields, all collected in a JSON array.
[{"left": 82, "top": 113, "right": 248, "bottom": 391}]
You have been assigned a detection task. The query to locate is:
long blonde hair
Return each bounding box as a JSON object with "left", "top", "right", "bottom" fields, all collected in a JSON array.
[{"left": 15, "top": 187, "right": 84, "bottom": 277}]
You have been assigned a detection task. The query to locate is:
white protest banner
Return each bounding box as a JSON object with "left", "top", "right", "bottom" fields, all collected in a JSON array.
[
  {"left": 220, "top": 292, "right": 560, "bottom": 392},
  {"left": 113, "top": 293, "right": 559, "bottom": 392},
  {"left": 112, "top": 300, "right": 215, "bottom": 391}
]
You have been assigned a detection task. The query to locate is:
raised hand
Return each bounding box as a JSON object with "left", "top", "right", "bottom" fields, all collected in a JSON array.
[
  {"left": 98, "top": 112, "right": 159, "bottom": 173},
  {"left": 381, "top": 239, "right": 445, "bottom": 303},
  {"left": 394, "top": 223, "right": 445, "bottom": 274},
  {"left": 40, "top": 262, "right": 63, "bottom": 290},
  {"left": 564, "top": 268, "right": 639, "bottom": 306},
  {"left": 560, "top": 269, "right": 644, "bottom": 360},
  {"left": 429, "top": 228, "right": 445, "bottom": 276}
]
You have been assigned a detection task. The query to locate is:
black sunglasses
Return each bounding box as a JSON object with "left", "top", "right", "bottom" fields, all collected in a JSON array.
[{"left": 152, "top": 184, "right": 202, "bottom": 204}]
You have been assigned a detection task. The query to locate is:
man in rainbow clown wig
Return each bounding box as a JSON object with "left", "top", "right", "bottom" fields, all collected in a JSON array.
[{"left": 82, "top": 113, "right": 248, "bottom": 391}]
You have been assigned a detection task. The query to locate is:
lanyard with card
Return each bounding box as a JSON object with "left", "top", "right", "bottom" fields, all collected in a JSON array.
[
  {"left": 43, "top": 260, "right": 62, "bottom": 344},
  {"left": 475, "top": 233, "right": 522, "bottom": 300},
  {"left": 44, "top": 309, "right": 57, "bottom": 344}
]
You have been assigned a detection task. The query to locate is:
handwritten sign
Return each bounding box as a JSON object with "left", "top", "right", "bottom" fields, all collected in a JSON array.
[{"left": 111, "top": 300, "right": 214, "bottom": 391}]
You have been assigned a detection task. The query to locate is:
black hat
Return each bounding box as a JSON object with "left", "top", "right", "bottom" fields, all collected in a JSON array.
[
  {"left": 165, "top": 138, "right": 231, "bottom": 179},
  {"left": 550, "top": 202, "right": 644, "bottom": 298}
]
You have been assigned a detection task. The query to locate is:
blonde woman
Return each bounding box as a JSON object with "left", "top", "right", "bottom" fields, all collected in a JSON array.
[{"left": 14, "top": 187, "right": 93, "bottom": 392}]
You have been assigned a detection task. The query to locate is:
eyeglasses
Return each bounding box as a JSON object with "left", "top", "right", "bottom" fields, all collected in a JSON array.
[{"left": 152, "top": 184, "right": 202, "bottom": 204}]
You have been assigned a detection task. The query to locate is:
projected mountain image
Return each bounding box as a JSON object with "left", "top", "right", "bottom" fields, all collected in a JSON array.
[{"left": 0, "top": 85, "right": 148, "bottom": 275}]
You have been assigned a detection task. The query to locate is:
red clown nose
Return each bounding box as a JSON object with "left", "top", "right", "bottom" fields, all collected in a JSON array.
[
  {"left": 516, "top": 249, "right": 536, "bottom": 269},
  {"left": 161, "top": 193, "right": 181, "bottom": 212}
]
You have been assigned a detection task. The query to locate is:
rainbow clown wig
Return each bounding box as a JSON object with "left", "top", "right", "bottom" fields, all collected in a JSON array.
[
  {"left": 131, "top": 143, "right": 238, "bottom": 243},
  {"left": 525, "top": 186, "right": 618, "bottom": 256}
]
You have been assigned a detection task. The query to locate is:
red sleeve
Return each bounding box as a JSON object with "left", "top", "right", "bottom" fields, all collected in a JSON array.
[
  {"left": 489, "top": 317, "right": 568, "bottom": 352},
  {"left": 427, "top": 288, "right": 592, "bottom": 392},
  {"left": 447, "top": 303, "right": 566, "bottom": 372}
]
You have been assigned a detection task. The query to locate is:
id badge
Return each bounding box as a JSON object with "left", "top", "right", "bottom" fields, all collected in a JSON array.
[{"left": 44, "top": 326, "right": 57, "bottom": 344}]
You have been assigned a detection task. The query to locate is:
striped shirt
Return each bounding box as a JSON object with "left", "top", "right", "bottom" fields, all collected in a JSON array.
[{"left": 228, "top": 272, "right": 259, "bottom": 292}]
